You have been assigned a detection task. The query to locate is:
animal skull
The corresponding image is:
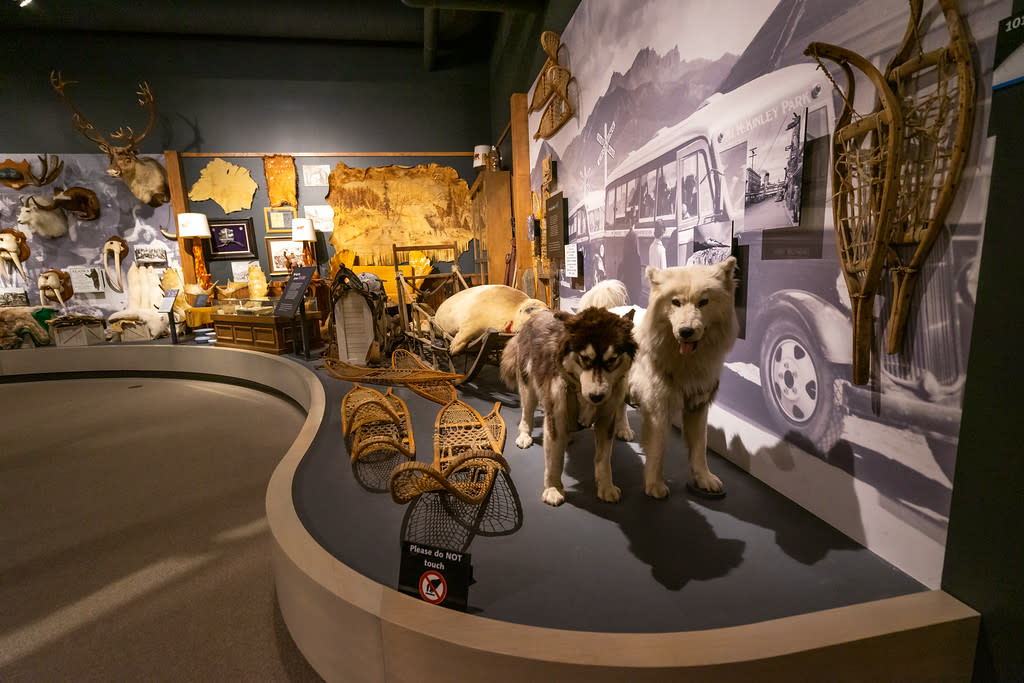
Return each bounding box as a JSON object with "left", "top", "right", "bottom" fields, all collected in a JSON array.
[
  {"left": 18, "top": 195, "right": 69, "bottom": 239},
  {"left": 0, "top": 228, "right": 30, "bottom": 286},
  {"left": 103, "top": 236, "right": 130, "bottom": 293},
  {"left": 38, "top": 269, "right": 74, "bottom": 309}
]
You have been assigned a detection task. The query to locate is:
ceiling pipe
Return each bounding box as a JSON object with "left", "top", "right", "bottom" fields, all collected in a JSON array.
[
  {"left": 424, "top": 7, "right": 438, "bottom": 71},
  {"left": 403, "top": 0, "right": 542, "bottom": 70}
]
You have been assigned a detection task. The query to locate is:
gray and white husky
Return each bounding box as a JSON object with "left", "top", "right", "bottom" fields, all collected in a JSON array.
[{"left": 500, "top": 307, "right": 637, "bottom": 506}]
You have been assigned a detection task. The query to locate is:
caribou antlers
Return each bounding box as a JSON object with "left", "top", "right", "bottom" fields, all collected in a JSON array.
[
  {"left": 50, "top": 71, "right": 170, "bottom": 207},
  {"left": 0, "top": 155, "right": 64, "bottom": 190}
]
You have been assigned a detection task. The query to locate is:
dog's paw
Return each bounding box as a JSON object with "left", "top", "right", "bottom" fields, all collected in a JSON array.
[
  {"left": 644, "top": 480, "right": 670, "bottom": 499},
  {"left": 597, "top": 482, "right": 622, "bottom": 503},
  {"left": 515, "top": 432, "right": 533, "bottom": 448},
  {"left": 615, "top": 424, "right": 635, "bottom": 441},
  {"left": 541, "top": 486, "right": 565, "bottom": 506},
  {"left": 692, "top": 471, "right": 723, "bottom": 493}
]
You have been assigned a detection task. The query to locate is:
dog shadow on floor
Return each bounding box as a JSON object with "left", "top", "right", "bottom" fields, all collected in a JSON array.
[
  {"left": 560, "top": 426, "right": 745, "bottom": 591},
  {"left": 702, "top": 426, "right": 865, "bottom": 566}
]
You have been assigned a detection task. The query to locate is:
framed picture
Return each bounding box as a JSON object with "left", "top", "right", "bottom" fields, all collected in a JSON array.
[
  {"left": 206, "top": 218, "right": 257, "bottom": 260},
  {"left": 265, "top": 205, "right": 296, "bottom": 234},
  {"left": 134, "top": 245, "right": 168, "bottom": 264},
  {"left": 265, "top": 236, "right": 313, "bottom": 275}
]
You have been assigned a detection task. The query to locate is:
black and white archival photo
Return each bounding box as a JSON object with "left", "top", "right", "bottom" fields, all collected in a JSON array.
[
  {"left": 0, "top": 153, "right": 178, "bottom": 320},
  {"left": 528, "top": 0, "right": 1002, "bottom": 588}
]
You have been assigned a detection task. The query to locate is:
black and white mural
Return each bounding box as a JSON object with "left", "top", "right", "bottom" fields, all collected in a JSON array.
[
  {"left": 529, "top": 0, "right": 1006, "bottom": 587},
  {"left": 0, "top": 153, "right": 177, "bottom": 319}
]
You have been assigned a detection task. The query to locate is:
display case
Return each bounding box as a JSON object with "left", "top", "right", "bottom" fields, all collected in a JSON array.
[
  {"left": 211, "top": 296, "right": 321, "bottom": 354},
  {"left": 213, "top": 297, "right": 321, "bottom": 316}
]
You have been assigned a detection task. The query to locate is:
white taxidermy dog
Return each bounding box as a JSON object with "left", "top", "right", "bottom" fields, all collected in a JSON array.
[
  {"left": 631, "top": 258, "right": 738, "bottom": 497},
  {"left": 434, "top": 284, "right": 546, "bottom": 354},
  {"left": 500, "top": 307, "right": 637, "bottom": 506}
]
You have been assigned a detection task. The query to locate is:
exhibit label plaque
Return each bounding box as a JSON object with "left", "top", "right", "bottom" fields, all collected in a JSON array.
[
  {"left": 274, "top": 266, "right": 316, "bottom": 318},
  {"left": 398, "top": 541, "right": 472, "bottom": 611}
]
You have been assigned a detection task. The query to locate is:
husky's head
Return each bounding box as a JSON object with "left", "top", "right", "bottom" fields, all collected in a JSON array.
[
  {"left": 646, "top": 257, "right": 738, "bottom": 356},
  {"left": 557, "top": 307, "right": 637, "bottom": 406}
]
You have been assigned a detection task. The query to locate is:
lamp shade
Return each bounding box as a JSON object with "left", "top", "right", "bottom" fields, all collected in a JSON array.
[
  {"left": 177, "top": 212, "right": 211, "bottom": 238},
  {"left": 473, "top": 145, "right": 490, "bottom": 168},
  {"left": 291, "top": 218, "right": 315, "bottom": 241}
]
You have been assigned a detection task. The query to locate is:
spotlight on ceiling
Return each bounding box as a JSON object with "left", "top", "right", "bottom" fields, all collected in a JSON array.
[{"left": 19, "top": 0, "right": 34, "bottom": 7}]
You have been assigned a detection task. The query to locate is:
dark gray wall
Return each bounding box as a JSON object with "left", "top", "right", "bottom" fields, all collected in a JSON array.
[
  {"left": 0, "top": 30, "right": 490, "bottom": 154},
  {"left": 487, "top": 0, "right": 581, "bottom": 139},
  {"left": 0, "top": 27, "right": 490, "bottom": 281},
  {"left": 941, "top": 5, "right": 1024, "bottom": 678}
]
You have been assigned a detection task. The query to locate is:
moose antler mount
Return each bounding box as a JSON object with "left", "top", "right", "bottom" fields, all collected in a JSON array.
[{"left": 50, "top": 72, "right": 170, "bottom": 208}]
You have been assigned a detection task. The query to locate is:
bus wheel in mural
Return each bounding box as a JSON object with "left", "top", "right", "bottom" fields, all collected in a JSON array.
[{"left": 759, "top": 317, "right": 843, "bottom": 456}]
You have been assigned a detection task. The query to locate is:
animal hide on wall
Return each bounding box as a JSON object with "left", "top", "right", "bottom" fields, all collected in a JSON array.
[
  {"left": 325, "top": 162, "right": 472, "bottom": 265},
  {"left": 263, "top": 155, "right": 297, "bottom": 208},
  {"left": 188, "top": 158, "right": 258, "bottom": 213}
]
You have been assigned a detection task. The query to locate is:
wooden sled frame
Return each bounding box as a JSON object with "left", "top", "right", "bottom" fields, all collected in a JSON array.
[{"left": 393, "top": 242, "right": 514, "bottom": 384}]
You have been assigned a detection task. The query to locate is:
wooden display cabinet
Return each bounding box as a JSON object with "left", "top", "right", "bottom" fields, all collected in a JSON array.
[{"left": 212, "top": 309, "right": 322, "bottom": 355}]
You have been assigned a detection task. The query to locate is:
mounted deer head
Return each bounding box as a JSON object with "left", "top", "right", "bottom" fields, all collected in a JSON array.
[{"left": 51, "top": 72, "right": 170, "bottom": 207}]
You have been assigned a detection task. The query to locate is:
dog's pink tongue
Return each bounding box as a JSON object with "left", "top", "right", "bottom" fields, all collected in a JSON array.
[{"left": 679, "top": 341, "right": 697, "bottom": 355}]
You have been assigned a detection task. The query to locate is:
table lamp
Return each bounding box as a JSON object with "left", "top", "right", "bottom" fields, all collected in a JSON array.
[{"left": 177, "top": 212, "right": 212, "bottom": 289}]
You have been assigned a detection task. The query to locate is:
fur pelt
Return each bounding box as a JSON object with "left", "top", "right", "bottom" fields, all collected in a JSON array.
[
  {"left": 0, "top": 306, "right": 52, "bottom": 349},
  {"left": 579, "top": 279, "right": 629, "bottom": 310},
  {"left": 435, "top": 284, "right": 546, "bottom": 354},
  {"left": 501, "top": 307, "right": 637, "bottom": 506},
  {"left": 630, "top": 257, "right": 738, "bottom": 497},
  {"left": 109, "top": 309, "right": 171, "bottom": 338}
]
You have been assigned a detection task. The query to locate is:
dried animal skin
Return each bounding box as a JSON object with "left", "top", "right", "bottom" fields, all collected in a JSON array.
[
  {"left": 325, "top": 162, "right": 472, "bottom": 265},
  {"left": 189, "top": 158, "right": 258, "bottom": 213},
  {"left": 263, "top": 155, "right": 297, "bottom": 208},
  {"left": 160, "top": 267, "right": 190, "bottom": 317}
]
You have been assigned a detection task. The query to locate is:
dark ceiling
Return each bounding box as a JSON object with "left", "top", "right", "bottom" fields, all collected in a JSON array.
[{"left": 0, "top": 0, "right": 546, "bottom": 69}]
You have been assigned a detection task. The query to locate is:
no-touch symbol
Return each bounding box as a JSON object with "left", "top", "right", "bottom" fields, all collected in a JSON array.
[{"left": 419, "top": 571, "right": 447, "bottom": 604}]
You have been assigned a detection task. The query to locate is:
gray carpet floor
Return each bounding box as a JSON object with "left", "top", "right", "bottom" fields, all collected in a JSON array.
[{"left": 0, "top": 377, "right": 322, "bottom": 682}]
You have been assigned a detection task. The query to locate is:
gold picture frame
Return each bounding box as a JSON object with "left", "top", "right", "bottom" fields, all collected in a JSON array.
[
  {"left": 264, "top": 205, "right": 297, "bottom": 234},
  {"left": 265, "top": 236, "right": 313, "bottom": 276}
]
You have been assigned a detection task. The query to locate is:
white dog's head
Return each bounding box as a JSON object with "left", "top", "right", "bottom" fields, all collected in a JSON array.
[{"left": 645, "top": 257, "right": 738, "bottom": 357}]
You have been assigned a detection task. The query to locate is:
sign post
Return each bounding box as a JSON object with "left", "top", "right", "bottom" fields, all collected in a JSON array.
[
  {"left": 158, "top": 289, "right": 179, "bottom": 344},
  {"left": 274, "top": 266, "right": 316, "bottom": 359}
]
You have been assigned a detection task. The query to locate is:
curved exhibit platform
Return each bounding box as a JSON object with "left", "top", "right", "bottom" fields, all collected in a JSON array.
[{"left": 0, "top": 346, "right": 979, "bottom": 681}]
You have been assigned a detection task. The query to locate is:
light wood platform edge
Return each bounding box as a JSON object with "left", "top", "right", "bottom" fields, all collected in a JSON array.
[{"left": 0, "top": 346, "right": 978, "bottom": 682}]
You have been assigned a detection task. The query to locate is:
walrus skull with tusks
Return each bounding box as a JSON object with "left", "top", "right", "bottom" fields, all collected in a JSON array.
[
  {"left": 102, "top": 235, "right": 130, "bottom": 292},
  {"left": 0, "top": 228, "right": 31, "bottom": 286},
  {"left": 38, "top": 269, "right": 74, "bottom": 308}
]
